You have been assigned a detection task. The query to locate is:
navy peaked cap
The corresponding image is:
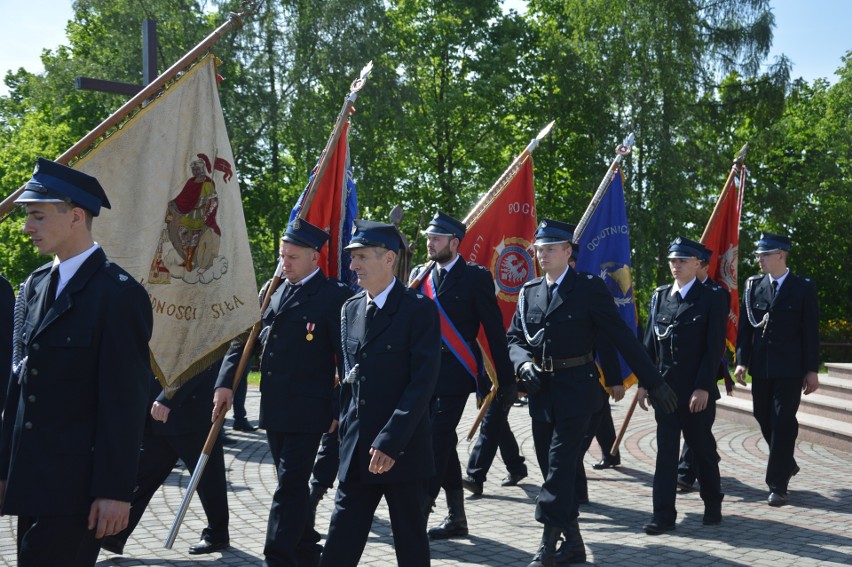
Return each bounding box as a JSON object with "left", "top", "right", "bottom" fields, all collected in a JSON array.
[
  {"left": 281, "top": 218, "right": 329, "bottom": 251},
  {"left": 534, "top": 219, "right": 576, "bottom": 246},
  {"left": 667, "top": 236, "right": 705, "bottom": 259},
  {"left": 423, "top": 210, "right": 466, "bottom": 239},
  {"left": 345, "top": 220, "right": 403, "bottom": 252},
  {"left": 16, "top": 158, "right": 111, "bottom": 216},
  {"left": 755, "top": 231, "right": 791, "bottom": 252}
]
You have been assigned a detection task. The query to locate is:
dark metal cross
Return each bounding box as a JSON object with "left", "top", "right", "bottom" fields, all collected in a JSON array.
[{"left": 75, "top": 20, "right": 158, "bottom": 96}]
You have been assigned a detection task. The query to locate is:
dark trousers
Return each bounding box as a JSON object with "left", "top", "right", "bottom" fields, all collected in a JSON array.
[
  {"left": 319, "top": 479, "right": 430, "bottom": 567},
  {"left": 112, "top": 430, "right": 229, "bottom": 547},
  {"left": 532, "top": 412, "right": 591, "bottom": 529},
  {"left": 466, "top": 400, "right": 526, "bottom": 483},
  {"left": 17, "top": 514, "right": 101, "bottom": 567},
  {"left": 311, "top": 431, "right": 341, "bottom": 490},
  {"left": 653, "top": 401, "right": 722, "bottom": 523},
  {"left": 678, "top": 443, "right": 696, "bottom": 484},
  {"left": 233, "top": 364, "right": 250, "bottom": 420},
  {"left": 265, "top": 430, "right": 324, "bottom": 567},
  {"left": 751, "top": 377, "right": 802, "bottom": 493},
  {"left": 427, "top": 395, "right": 469, "bottom": 501},
  {"left": 594, "top": 399, "right": 617, "bottom": 460},
  {"left": 575, "top": 393, "right": 608, "bottom": 501}
]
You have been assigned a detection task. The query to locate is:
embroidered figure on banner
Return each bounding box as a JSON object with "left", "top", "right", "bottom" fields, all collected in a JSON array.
[
  {"left": 598, "top": 261, "right": 633, "bottom": 307},
  {"left": 149, "top": 153, "right": 233, "bottom": 285},
  {"left": 491, "top": 236, "right": 535, "bottom": 304}
]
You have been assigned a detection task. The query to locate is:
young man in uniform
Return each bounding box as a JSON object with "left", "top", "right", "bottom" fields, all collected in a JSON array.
[
  {"left": 734, "top": 232, "right": 819, "bottom": 507},
  {"left": 508, "top": 219, "right": 677, "bottom": 567},
  {"left": 0, "top": 158, "right": 152, "bottom": 567},
  {"left": 639, "top": 237, "right": 728, "bottom": 534}
]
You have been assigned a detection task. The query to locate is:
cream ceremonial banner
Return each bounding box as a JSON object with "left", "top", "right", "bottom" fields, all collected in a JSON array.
[{"left": 74, "top": 54, "right": 258, "bottom": 392}]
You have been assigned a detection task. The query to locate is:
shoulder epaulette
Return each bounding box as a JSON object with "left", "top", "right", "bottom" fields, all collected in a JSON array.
[
  {"left": 654, "top": 284, "right": 671, "bottom": 293},
  {"left": 748, "top": 274, "right": 763, "bottom": 281},
  {"left": 523, "top": 277, "right": 544, "bottom": 288},
  {"left": 104, "top": 261, "right": 134, "bottom": 284}
]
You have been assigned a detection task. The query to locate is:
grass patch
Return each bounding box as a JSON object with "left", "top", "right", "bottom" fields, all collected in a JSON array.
[{"left": 247, "top": 371, "right": 261, "bottom": 387}]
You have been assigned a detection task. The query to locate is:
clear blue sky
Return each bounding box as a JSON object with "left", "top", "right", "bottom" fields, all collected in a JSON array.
[{"left": 0, "top": 0, "right": 849, "bottom": 97}]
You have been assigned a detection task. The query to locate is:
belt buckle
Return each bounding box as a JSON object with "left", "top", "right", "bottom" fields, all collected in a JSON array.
[{"left": 541, "top": 356, "right": 554, "bottom": 373}]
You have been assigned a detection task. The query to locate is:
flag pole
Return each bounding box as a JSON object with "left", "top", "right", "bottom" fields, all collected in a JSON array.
[
  {"left": 410, "top": 121, "right": 554, "bottom": 291},
  {"left": 164, "top": 61, "right": 373, "bottom": 549},
  {"left": 573, "top": 132, "right": 635, "bottom": 242},
  {"left": 699, "top": 143, "right": 747, "bottom": 244},
  {"left": 0, "top": 0, "right": 263, "bottom": 221},
  {"left": 294, "top": 61, "right": 373, "bottom": 218},
  {"left": 450, "top": 121, "right": 554, "bottom": 441},
  {"left": 610, "top": 141, "right": 747, "bottom": 459}
]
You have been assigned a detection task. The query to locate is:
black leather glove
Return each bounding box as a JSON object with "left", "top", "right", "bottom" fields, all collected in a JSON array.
[
  {"left": 647, "top": 381, "right": 678, "bottom": 414},
  {"left": 518, "top": 362, "right": 543, "bottom": 395},
  {"left": 497, "top": 380, "right": 518, "bottom": 411}
]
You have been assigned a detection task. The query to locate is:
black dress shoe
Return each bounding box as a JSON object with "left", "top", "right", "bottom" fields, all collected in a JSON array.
[
  {"left": 501, "top": 471, "right": 528, "bottom": 486},
  {"left": 232, "top": 418, "right": 257, "bottom": 432},
  {"left": 703, "top": 509, "right": 722, "bottom": 525},
  {"left": 592, "top": 457, "right": 620, "bottom": 470},
  {"left": 768, "top": 492, "right": 788, "bottom": 507},
  {"left": 188, "top": 538, "right": 229, "bottom": 554},
  {"left": 677, "top": 478, "right": 695, "bottom": 491},
  {"left": 100, "top": 536, "right": 125, "bottom": 555},
  {"left": 428, "top": 516, "right": 468, "bottom": 539},
  {"left": 643, "top": 518, "right": 676, "bottom": 535},
  {"left": 462, "top": 476, "right": 484, "bottom": 495}
]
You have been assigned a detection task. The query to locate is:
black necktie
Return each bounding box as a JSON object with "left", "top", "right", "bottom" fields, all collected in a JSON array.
[
  {"left": 434, "top": 267, "right": 447, "bottom": 290},
  {"left": 547, "top": 282, "right": 558, "bottom": 303},
  {"left": 44, "top": 267, "right": 60, "bottom": 311},
  {"left": 675, "top": 291, "right": 683, "bottom": 306},
  {"left": 280, "top": 283, "right": 300, "bottom": 306},
  {"left": 365, "top": 301, "right": 378, "bottom": 330},
  {"left": 771, "top": 280, "right": 778, "bottom": 299}
]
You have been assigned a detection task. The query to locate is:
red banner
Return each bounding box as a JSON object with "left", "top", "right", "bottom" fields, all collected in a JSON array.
[
  {"left": 703, "top": 168, "right": 745, "bottom": 352},
  {"left": 459, "top": 158, "right": 538, "bottom": 381},
  {"left": 290, "top": 121, "right": 358, "bottom": 285}
]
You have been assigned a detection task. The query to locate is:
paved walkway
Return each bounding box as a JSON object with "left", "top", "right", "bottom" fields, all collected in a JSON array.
[{"left": 2, "top": 387, "right": 851, "bottom": 566}]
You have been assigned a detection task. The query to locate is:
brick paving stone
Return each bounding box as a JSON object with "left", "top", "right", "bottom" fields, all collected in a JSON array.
[{"left": 1, "top": 386, "right": 851, "bottom": 566}]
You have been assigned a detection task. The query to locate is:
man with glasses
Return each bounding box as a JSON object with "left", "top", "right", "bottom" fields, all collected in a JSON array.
[{"left": 734, "top": 232, "right": 820, "bottom": 507}]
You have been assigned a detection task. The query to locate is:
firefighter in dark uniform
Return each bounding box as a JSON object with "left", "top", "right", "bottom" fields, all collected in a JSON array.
[
  {"left": 409, "top": 211, "right": 517, "bottom": 539},
  {"left": 508, "top": 219, "right": 677, "bottom": 567},
  {"left": 677, "top": 245, "right": 729, "bottom": 492},
  {"left": 0, "top": 158, "right": 152, "bottom": 567},
  {"left": 101, "top": 361, "right": 230, "bottom": 556},
  {"left": 319, "top": 220, "right": 441, "bottom": 567},
  {"left": 734, "top": 232, "right": 819, "bottom": 507},
  {"left": 213, "top": 219, "right": 352, "bottom": 567},
  {"left": 639, "top": 237, "right": 727, "bottom": 535}
]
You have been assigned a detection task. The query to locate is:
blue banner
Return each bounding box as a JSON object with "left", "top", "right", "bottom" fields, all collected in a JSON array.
[{"left": 575, "top": 170, "right": 637, "bottom": 387}]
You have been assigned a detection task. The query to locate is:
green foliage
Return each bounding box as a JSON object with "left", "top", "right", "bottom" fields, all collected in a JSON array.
[{"left": 0, "top": 0, "right": 848, "bottom": 349}]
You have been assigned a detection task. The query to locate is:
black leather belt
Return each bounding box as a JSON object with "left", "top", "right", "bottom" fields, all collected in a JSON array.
[{"left": 534, "top": 352, "right": 594, "bottom": 373}]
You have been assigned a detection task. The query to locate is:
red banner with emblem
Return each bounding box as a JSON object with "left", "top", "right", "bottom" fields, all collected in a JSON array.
[
  {"left": 459, "top": 158, "right": 538, "bottom": 382},
  {"left": 702, "top": 166, "right": 745, "bottom": 353}
]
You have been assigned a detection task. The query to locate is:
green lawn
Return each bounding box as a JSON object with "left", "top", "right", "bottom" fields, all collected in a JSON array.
[{"left": 247, "top": 371, "right": 261, "bottom": 387}]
